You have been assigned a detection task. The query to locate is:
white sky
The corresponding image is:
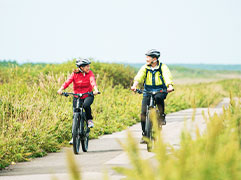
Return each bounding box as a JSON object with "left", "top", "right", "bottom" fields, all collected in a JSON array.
[{"left": 0, "top": 0, "right": 240, "bottom": 64}]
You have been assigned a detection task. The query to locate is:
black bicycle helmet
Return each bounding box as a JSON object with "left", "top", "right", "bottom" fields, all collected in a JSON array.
[
  {"left": 145, "top": 49, "right": 161, "bottom": 59},
  {"left": 76, "top": 58, "right": 91, "bottom": 67}
]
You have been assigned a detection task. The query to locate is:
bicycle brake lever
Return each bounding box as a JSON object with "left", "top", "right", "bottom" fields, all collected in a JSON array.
[
  {"left": 62, "top": 92, "right": 69, "bottom": 97},
  {"left": 136, "top": 89, "right": 143, "bottom": 94}
]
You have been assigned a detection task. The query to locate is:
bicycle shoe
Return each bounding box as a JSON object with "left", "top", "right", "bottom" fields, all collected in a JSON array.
[
  {"left": 69, "top": 138, "right": 73, "bottom": 145},
  {"left": 162, "top": 119, "right": 166, "bottom": 125},
  {"left": 140, "top": 132, "right": 147, "bottom": 144},
  {"left": 161, "top": 114, "right": 166, "bottom": 125},
  {"left": 88, "top": 120, "right": 94, "bottom": 128},
  {"left": 140, "top": 137, "right": 147, "bottom": 144}
]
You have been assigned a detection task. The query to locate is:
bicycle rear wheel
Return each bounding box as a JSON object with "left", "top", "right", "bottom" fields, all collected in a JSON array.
[
  {"left": 80, "top": 112, "right": 90, "bottom": 152},
  {"left": 73, "top": 113, "right": 81, "bottom": 154}
]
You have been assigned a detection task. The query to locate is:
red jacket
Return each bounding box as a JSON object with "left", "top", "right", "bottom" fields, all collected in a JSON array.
[{"left": 61, "top": 70, "right": 97, "bottom": 99}]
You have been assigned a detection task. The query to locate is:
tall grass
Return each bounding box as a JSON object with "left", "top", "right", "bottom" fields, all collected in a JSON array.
[
  {"left": 0, "top": 61, "right": 139, "bottom": 169},
  {"left": 0, "top": 60, "right": 240, "bottom": 169},
  {"left": 114, "top": 96, "right": 241, "bottom": 180}
]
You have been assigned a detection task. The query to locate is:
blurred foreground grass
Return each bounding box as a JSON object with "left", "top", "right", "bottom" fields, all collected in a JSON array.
[{"left": 114, "top": 96, "right": 241, "bottom": 180}]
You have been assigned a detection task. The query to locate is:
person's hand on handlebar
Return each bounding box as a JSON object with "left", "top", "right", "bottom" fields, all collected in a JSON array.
[
  {"left": 93, "top": 90, "right": 100, "bottom": 95},
  {"left": 131, "top": 86, "right": 137, "bottom": 92},
  {"left": 93, "top": 86, "right": 100, "bottom": 95},
  {"left": 57, "top": 87, "right": 64, "bottom": 95},
  {"left": 167, "top": 84, "right": 174, "bottom": 93},
  {"left": 131, "top": 81, "right": 138, "bottom": 92}
]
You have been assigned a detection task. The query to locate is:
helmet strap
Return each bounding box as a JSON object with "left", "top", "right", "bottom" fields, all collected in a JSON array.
[
  {"left": 151, "top": 59, "right": 157, "bottom": 65},
  {"left": 79, "top": 67, "right": 83, "bottom": 72}
]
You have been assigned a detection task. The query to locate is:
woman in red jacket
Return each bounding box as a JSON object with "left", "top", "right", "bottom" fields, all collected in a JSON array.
[{"left": 57, "top": 58, "right": 99, "bottom": 132}]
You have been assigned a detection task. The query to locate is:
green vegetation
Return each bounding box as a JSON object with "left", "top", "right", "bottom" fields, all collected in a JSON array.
[
  {"left": 128, "top": 63, "right": 241, "bottom": 71},
  {"left": 170, "top": 65, "right": 215, "bottom": 78},
  {"left": 0, "top": 60, "right": 241, "bottom": 171},
  {"left": 0, "top": 60, "right": 138, "bottom": 169},
  {"left": 128, "top": 63, "right": 241, "bottom": 80},
  {"left": 169, "top": 66, "right": 241, "bottom": 81},
  {"left": 112, "top": 79, "right": 241, "bottom": 180},
  {"left": 114, "top": 96, "right": 241, "bottom": 180},
  {"left": 170, "top": 63, "right": 241, "bottom": 71},
  {"left": 0, "top": 60, "right": 18, "bottom": 67}
]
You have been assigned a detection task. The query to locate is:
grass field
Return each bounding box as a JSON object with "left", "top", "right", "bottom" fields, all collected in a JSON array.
[
  {"left": 1, "top": 60, "right": 241, "bottom": 172},
  {"left": 128, "top": 63, "right": 241, "bottom": 84}
]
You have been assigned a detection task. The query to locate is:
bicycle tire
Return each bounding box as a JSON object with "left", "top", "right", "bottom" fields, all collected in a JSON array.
[
  {"left": 145, "top": 108, "right": 154, "bottom": 152},
  {"left": 80, "top": 111, "right": 90, "bottom": 152},
  {"left": 73, "top": 113, "right": 81, "bottom": 154}
]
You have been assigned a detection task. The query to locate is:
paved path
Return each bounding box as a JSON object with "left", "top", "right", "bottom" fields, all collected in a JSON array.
[{"left": 0, "top": 98, "right": 230, "bottom": 180}]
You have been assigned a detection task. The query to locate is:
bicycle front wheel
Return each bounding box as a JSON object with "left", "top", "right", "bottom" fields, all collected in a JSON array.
[
  {"left": 73, "top": 113, "right": 81, "bottom": 154},
  {"left": 80, "top": 112, "right": 90, "bottom": 152},
  {"left": 146, "top": 108, "right": 154, "bottom": 152}
]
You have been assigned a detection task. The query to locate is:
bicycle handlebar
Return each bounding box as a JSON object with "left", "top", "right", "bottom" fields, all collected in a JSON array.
[
  {"left": 61, "top": 91, "right": 101, "bottom": 97},
  {"left": 135, "top": 89, "right": 169, "bottom": 95}
]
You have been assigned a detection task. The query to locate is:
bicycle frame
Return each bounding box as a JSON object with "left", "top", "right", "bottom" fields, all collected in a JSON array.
[
  {"left": 136, "top": 89, "right": 167, "bottom": 151},
  {"left": 137, "top": 89, "right": 167, "bottom": 108},
  {"left": 148, "top": 92, "right": 157, "bottom": 108},
  {"left": 73, "top": 98, "right": 89, "bottom": 137},
  {"left": 62, "top": 92, "right": 93, "bottom": 154}
]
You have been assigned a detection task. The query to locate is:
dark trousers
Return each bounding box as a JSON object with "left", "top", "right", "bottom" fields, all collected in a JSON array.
[
  {"left": 141, "top": 93, "right": 167, "bottom": 133},
  {"left": 73, "top": 96, "right": 94, "bottom": 120}
]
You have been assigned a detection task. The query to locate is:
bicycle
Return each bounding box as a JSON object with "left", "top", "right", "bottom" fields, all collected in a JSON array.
[
  {"left": 136, "top": 89, "right": 167, "bottom": 152},
  {"left": 62, "top": 91, "right": 100, "bottom": 154}
]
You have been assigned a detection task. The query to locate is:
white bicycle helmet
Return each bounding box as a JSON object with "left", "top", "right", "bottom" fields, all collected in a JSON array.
[
  {"left": 145, "top": 49, "right": 161, "bottom": 59},
  {"left": 76, "top": 58, "right": 91, "bottom": 67}
]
